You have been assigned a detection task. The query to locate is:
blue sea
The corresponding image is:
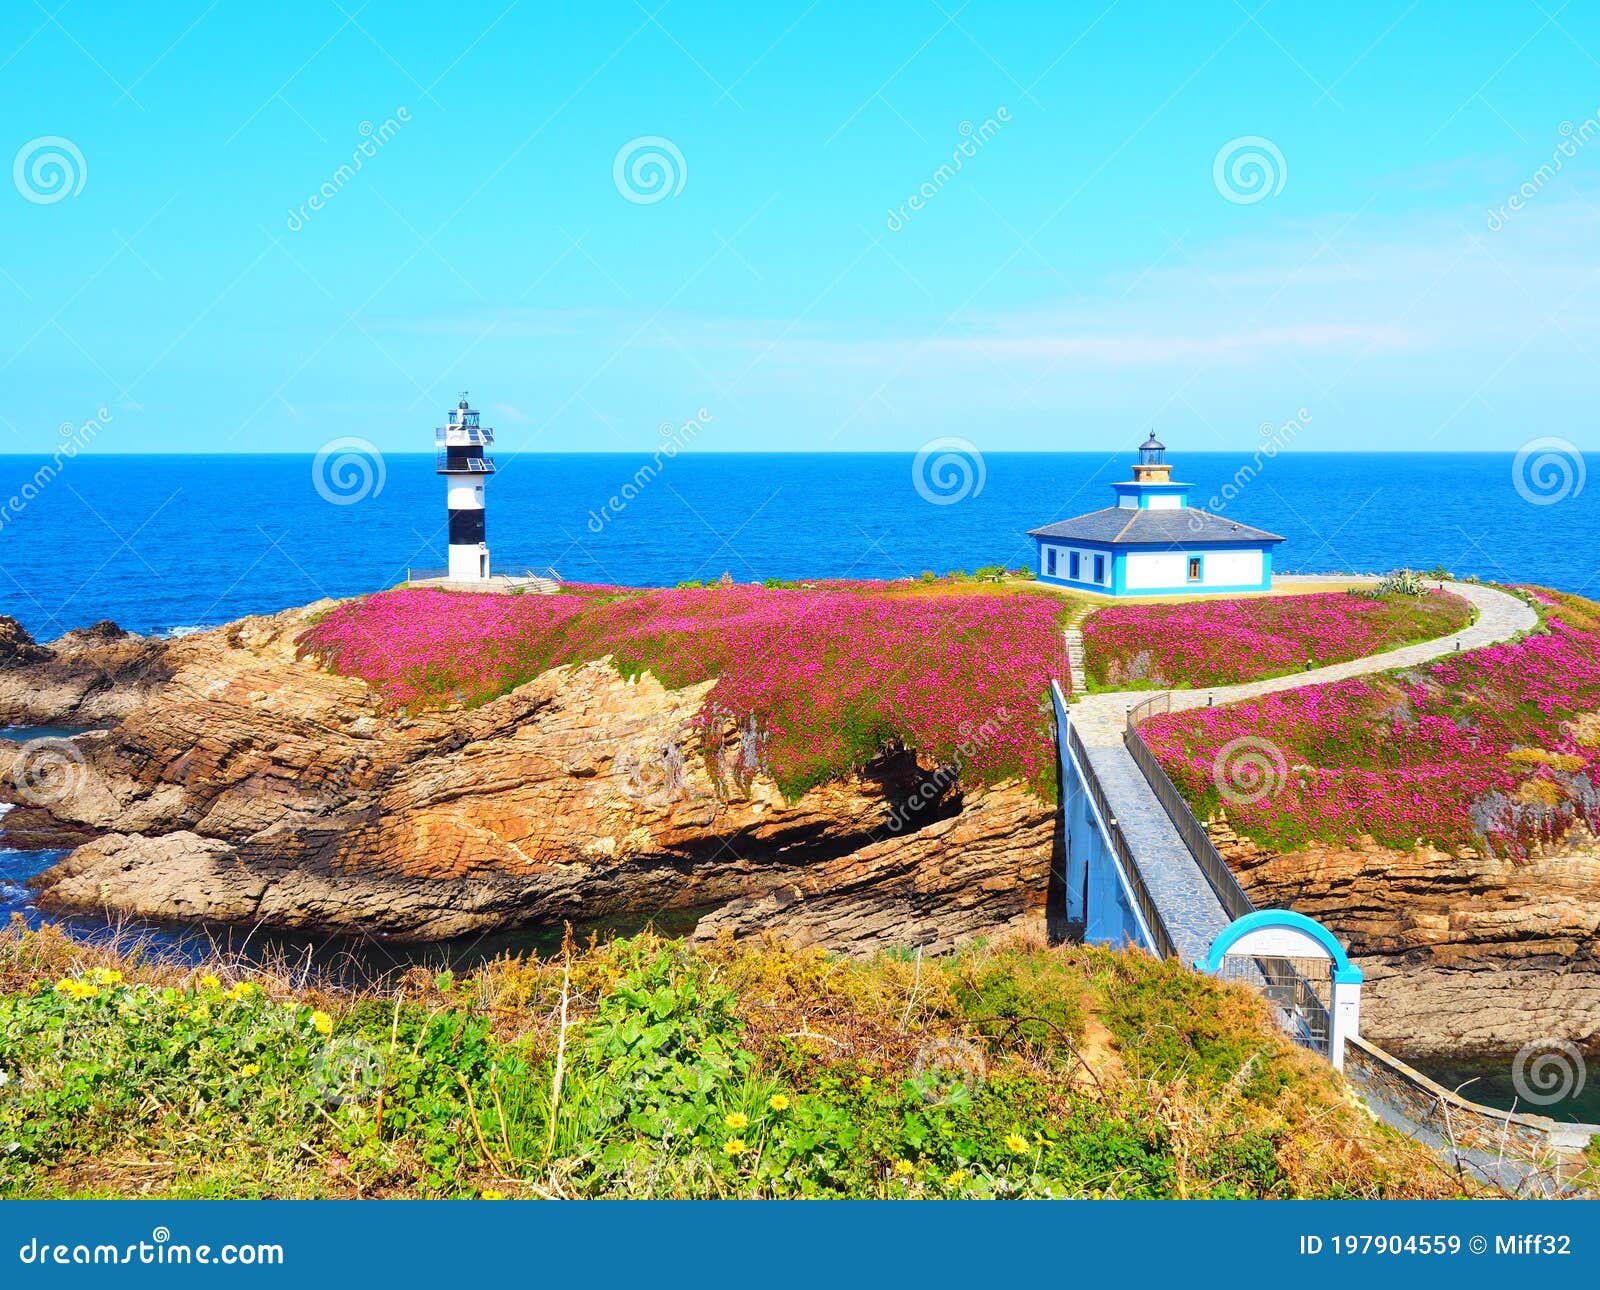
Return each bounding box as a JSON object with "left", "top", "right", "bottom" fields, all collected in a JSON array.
[{"left": 0, "top": 451, "right": 1594, "bottom": 639}]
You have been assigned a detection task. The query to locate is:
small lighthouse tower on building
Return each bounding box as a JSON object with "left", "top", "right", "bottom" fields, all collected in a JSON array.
[{"left": 437, "top": 393, "right": 496, "bottom": 581}]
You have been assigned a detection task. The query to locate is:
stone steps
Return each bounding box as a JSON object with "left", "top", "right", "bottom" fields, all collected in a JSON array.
[{"left": 1062, "top": 621, "right": 1089, "bottom": 695}]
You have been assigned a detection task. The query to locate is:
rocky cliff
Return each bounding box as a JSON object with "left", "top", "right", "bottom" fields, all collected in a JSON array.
[
  {"left": 0, "top": 611, "right": 1053, "bottom": 952},
  {"left": 1210, "top": 817, "right": 1600, "bottom": 1056}
]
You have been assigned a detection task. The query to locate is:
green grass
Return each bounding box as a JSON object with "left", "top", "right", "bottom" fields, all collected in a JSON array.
[{"left": 0, "top": 921, "right": 1489, "bottom": 1200}]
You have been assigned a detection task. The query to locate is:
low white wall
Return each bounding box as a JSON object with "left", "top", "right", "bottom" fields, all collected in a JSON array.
[
  {"left": 1122, "top": 548, "right": 1263, "bottom": 590},
  {"left": 1204, "top": 549, "right": 1263, "bottom": 586}
]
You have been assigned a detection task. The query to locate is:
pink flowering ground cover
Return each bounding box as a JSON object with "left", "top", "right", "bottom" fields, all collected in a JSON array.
[
  {"left": 1082, "top": 589, "right": 1474, "bottom": 690},
  {"left": 298, "top": 583, "right": 1069, "bottom": 797},
  {"left": 1142, "top": 590, "right": 1600, "bottom": 858}
]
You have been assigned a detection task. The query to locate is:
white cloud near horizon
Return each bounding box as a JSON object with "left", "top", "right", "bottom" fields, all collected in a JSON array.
[{"left": 369, "top": 188, "right": 1600, "bottom": 453}]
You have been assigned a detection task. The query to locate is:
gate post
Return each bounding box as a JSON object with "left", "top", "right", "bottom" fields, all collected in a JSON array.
[{"left": 1329, "top": 967, "right": 1362, "bottom": 1073}]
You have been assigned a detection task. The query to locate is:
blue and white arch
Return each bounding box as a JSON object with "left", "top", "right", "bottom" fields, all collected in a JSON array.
[{"left": 1197, "top": 909, "right": 1364, "bottom": 1071}]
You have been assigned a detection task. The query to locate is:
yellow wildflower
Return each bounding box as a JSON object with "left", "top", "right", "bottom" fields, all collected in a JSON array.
[
  {"left": 224, "top": 982, "right": 259, "bottom": 1001},
  {"left": 56, "top": 980, "right": 100, "bottom": 1000},
  {"left": 481, "top": 1190, "right": 506, "bottom": 1200},
  {"left": 311, "top": 1010, "right": 334, "bottom": 1036},
  {"left": 54, "top": 978, "right": 75, "bottom": 995},
  {"left": 89, "top": 968, "right": 123, "bottom": 986},
  {"left": 199, "top": 973, "right": 220, "bottom": 989},
  {"left": 768, "top": 1094, "right": 790, "bottom": 1112},
  {"left": 892, "top": 1159, "right": 913, "bottom": 1177},
  {"left": 945, "top": 1168, "right": 966, "bottom": 1188},
  {"left": 1004, "top": 1133, "right": 1029, "bottom": 1155},
  {"left": 722, "top": 1137, "right": 749, "bottom": 1157},
  {"left": 724, "top": 1112, "right": 749, "bottom": 1130},
  {"left": 241, "top": 1063, "right": 261, "bottom": 1078}
]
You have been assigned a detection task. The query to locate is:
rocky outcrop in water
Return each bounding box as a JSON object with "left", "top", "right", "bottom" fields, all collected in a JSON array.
[
  {"left": 0, "top": 616, "right": 168, "bottom": 725},
  {"left": 0, "top": 609, "right": 1053, "bottom": 950},
  {"left": 1209, "top": 816, "right": 1600, "bottom": 1057},
  {"left": 0, "top": 618, "right": 53, "bottom": 668}
]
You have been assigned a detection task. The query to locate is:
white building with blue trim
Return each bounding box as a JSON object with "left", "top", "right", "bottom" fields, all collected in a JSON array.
[{"left": 1029, "top": 435, "right": 1284, "bottom": 597}]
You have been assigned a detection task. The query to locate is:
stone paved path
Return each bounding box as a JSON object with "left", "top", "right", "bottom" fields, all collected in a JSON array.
[{"left": 1068, "top": 579, "right": 1537, "bottom": 960}]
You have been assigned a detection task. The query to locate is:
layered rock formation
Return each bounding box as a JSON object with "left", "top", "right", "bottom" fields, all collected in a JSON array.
[
  {"left": 1210, "top": 817, "right": 1600, "bottom": 1056},
  {"left": 0, "top": 619, "right": 170, "bottom": 724},
  {"left": 0, "top": 611, "right": 1053, "bottom": 952}
]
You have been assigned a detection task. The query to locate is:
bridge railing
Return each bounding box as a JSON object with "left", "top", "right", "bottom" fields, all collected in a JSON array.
[
  {"left": 1123, "top": 697, "right": 1344, "bottom": 1059},
  {"left": 1057, "top": 692, "right": 1179, "bottom": 960},
  {"left": 1123, "top": 696, "right": 1255, "bottom": 923},
  {"left": 1126, "top": 692, "right": 1170, "bottom": 726}
]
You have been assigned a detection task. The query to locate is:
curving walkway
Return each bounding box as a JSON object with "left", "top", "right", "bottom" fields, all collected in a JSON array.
[
  {"left": 1070, "top": 579, "right": 1537, "bottom": 743},
  {"left": 1065, "top": 579, "right": 1538, "bottom": 965}
]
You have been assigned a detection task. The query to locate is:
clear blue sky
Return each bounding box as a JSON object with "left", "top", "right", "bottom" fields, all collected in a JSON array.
[{"left": 3, "top": 0, "right": 1599, "bottom": 454}]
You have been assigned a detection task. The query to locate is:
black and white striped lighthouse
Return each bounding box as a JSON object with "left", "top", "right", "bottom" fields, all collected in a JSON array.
[{"left": 436, "top": 393, "right": 496, "bottom": 581}]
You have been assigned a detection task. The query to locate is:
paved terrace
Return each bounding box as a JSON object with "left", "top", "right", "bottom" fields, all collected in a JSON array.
[{"left": 1068, "top": 579, "right": 1539, "bottom": 965}]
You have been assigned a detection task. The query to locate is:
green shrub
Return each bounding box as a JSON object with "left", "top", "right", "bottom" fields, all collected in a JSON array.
[{"left": 0, "top": 930, "right": 1470, "bottom": 1201}]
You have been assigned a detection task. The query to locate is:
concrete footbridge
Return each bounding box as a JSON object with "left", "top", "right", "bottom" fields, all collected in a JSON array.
[{"left": 1053, "top": 579, "right": 1538, "bottom": 1073}]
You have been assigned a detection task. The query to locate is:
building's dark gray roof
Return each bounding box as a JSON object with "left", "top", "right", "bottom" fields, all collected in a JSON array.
[{"left": 1028, "top": 507, "right": 1284, "bottom": 546}]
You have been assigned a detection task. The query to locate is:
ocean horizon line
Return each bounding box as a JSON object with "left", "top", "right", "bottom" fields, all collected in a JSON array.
[{"left": 0, "top": 448, "right": 1581, "bottom": 459}]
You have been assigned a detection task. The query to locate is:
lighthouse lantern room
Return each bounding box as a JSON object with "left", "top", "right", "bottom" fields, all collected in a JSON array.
[{"left": 437, "top": 393, "right": 495, "bottom": 581}]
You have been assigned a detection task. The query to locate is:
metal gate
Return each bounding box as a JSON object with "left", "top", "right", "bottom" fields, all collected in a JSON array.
[{"left": 1219, "top": 952, "right": 1332, "bottom": 1056}]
